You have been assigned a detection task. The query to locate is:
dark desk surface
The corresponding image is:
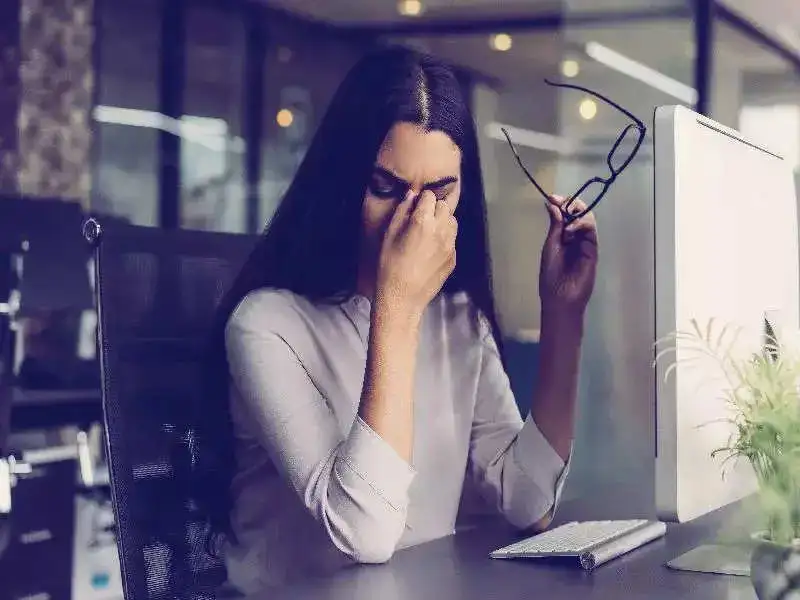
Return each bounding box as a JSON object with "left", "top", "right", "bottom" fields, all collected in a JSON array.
[
  {"left": 1, "top": 457, "right": 76, "bottom": 600},
  {"left": 11, "top": 387, "right": 102, "bottom": 430},
  {"left": 248, "top": 490, "right": 758, "bottom": 600},
  {"left": 12, "top": 388, "right": 100, "bottom": 406}
]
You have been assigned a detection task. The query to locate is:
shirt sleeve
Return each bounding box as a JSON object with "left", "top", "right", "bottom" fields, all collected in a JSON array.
[
  {"left": 467, "top": 318, "right": 572, "bottom": 529},
  {"left": 225, "top": 298, "right": 416, "bottom": 563}
]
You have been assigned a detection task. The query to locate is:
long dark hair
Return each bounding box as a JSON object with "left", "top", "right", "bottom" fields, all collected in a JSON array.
[{"left": 197, "top": 45, "right": 506, "bottom": 552}]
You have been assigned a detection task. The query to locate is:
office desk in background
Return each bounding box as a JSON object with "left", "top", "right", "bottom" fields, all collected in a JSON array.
[
  {"left": 246, "top": 488, "right": 757, "bottom": 600},
  {"left": 11, "top": 387, "right": 102, "bottom": 430},
  {"left": 0, "top": 458, "right": 76, "bottom": 600}
]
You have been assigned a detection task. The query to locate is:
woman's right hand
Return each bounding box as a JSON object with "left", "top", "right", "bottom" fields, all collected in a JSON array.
[{"left": 375, "top": 189, "right": 458, "bottom": 320}]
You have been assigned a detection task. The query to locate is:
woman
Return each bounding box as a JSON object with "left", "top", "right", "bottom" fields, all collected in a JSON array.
[{"left": 200, "top": 45, "right": 598, "bottom": 594}]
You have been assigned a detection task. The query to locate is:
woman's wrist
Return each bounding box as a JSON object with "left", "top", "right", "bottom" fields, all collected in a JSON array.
[
  {"left": 373, "top": 289, "right": 424, "bottom": 331},
  {"left": 370, "top": 298, "right": 422, "bottom": 335},
  {"left": 540, "top": 305, "right": 585, "bottom": 338}
]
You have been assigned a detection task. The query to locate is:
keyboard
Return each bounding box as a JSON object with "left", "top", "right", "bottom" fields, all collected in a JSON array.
[{"left": 490, "top": 519, "right": 667, "bottom": 570}]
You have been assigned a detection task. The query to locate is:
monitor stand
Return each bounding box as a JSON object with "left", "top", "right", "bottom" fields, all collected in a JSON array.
[{"left": 667, "top": 544, "right": 752, "bottom": 576}]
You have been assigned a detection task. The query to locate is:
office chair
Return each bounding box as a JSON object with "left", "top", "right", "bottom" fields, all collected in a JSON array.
[
  {"left": 0, "top": 244, "right": 30, "bottom": 559},
  {"left": 0, "top": 196, "right": 92, "bottom": 316},
  {"left": 0, "top": 245, "right": 21, "bottom": 453},
  {"left": 0, "top": 242, "right": 31, "bottom": 525},
  {"left": 84, "top": 218, "right": 258, "bottom": 600}
]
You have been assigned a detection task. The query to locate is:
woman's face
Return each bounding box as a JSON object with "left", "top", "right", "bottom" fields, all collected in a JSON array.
[{"left": 361, "top": 122, "right": 462, "bottom": 259}]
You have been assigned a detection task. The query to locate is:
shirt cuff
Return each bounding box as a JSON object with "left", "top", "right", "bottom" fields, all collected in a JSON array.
[
  {"left": 515, "top": 414, "right": 571, "bottom": 508},
  {"left": 338, "top": 416, "right": 417, "bottom": 512}
]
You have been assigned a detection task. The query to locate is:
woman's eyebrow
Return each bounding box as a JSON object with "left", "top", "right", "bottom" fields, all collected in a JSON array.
[{"left": 373, "top": 164, "right": 458, "bottom": 189}]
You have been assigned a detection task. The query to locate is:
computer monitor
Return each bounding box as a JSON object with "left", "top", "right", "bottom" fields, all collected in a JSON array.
[{"left": 653, "top": 105, "right": 800, "bottom": 523}]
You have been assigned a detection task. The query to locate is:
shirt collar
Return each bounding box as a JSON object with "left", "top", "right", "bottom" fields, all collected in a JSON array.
[
  {"left": 340, "top": 294, "right": 371, "bottom": 343},
  {"left": 340, "top": 294, "right": 371, "bottom": 320}
]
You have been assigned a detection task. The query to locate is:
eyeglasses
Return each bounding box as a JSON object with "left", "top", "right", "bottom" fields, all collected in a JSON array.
[{"left": 501, "top": 79, "right": 647, "bottom": 224}]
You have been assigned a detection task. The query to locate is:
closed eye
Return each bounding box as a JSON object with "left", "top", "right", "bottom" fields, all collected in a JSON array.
[
  {"left": 368, "top": 177, "right": 405, "bottom": 199},
  {"left": 428, "top": 183, "right": 455, "bottom": 202},
  {"left": 369, "top": 165, "right": 458, "bottom": 201}
]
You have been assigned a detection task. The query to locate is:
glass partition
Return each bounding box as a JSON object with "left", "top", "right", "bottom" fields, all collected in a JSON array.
[
  {"left": 258, "top": 18, "right": 366, "bottom": 229},
  {"left": 93, "top": 0, "right": 161, "bottom": 226},
  {"left": 180, "top": 6, "right": 247, "bottom": 233},
  {"left": 557, "top": 13, "right": 695, "bottom": 507}
]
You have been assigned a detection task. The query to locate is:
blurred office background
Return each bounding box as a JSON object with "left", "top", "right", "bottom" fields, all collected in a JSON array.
[{"left": 1, "top": 0, "right": 799, "bottom": 598}]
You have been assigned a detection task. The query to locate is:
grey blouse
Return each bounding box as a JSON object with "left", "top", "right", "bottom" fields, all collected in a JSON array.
[{"left": 222, "top": 288, "right": 570, "bottom": 593}]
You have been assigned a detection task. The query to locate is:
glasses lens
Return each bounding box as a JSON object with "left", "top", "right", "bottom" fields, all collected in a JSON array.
[
  {"left": 609, "top": 126, "right": 642, "bottom": 172},
  {"left": 565, "top": 180, "right": 606, "bottom": 218}
]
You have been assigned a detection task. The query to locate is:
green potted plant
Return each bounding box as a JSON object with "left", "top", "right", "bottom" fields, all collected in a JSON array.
[{"left": 656, "top": 318, "right": 800, "bottom": 600}]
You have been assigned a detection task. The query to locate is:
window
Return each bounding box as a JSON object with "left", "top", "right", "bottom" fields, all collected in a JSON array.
[
  {"left": 258, "top": 17, "right": 365, "bottom": 229},
  {"left": 181, "top": 6, "right": 246, "bottom": 233},
  {"left": 93, "top": 0, "right": 161, "bottom": 226}
]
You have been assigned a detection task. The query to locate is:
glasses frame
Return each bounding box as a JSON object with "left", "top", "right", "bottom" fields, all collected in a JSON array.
[{"left": 501, "top": 79, "right": 647, "bottom": 224}]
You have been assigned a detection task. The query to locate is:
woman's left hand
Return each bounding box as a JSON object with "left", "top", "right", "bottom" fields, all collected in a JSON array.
[{"left": 539, "top": 195, "right": 599, "bottom": 317}]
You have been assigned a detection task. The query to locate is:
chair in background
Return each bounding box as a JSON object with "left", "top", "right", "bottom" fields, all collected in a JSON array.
[
  {"left": 0, "top": 244, "right": 22, "bottom": 455},
  {"left": 0, "top": 241, "right": 30, "bottom": 521},
  {"left": 0, "top": 196, "right": 92, "bottom": 318},
  {"left": 85, "top": 218, "right": 258, "bottom": 600}
]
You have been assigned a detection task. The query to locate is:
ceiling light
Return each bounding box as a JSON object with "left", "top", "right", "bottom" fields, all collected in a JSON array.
[
  {"left": 490, "top": 34, "right": 513, "bottom": 52},
  {"left": 93, "top": 106, "right": 244, "bottom": 152},
  {"left": 398, "top": 0, "right": 423, "bottom": 17},
  {"left": 585, "top": 41, "right": 697, "bottom": 105},
  {"left": 579, "top": 99, "right": 597, "bottom": 121},
  {"left": 561, "top": 59, "right": 580, "bottom": 78},
  {"left": 276, "top": 108, "right": 294, "bottom": 128}
]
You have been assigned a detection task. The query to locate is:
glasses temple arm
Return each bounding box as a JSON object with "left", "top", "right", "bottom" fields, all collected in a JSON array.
[
  {"left": 543, "top": 78, "right": 645, "bottom": 127},
  {"left": 500, "top": 128, "right": 550, "bottom": 199}
]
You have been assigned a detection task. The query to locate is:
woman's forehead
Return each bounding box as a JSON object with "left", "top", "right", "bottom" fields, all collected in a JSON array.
[{"left": 376, "top": 123, "right": 461, "bottom": 182}]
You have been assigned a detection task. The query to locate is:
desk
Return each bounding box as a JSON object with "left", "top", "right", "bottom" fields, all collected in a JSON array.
[
  {"left": 11, "top": 387, "right": 102, "bottom": 430},
  {"left": 0, "top": 457, "right": 76, "bottom": 600},
  {"left": 248, "top": 492, "right": 757, "bottom": 600}
]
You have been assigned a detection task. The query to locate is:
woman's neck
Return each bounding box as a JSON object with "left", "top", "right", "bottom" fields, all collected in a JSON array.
[{"left": 356, "top": 264, "right": 376, "bottom": 301}]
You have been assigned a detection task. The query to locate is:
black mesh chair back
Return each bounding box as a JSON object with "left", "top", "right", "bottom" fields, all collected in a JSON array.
[{"left": 85, "top": 218, "right": 258, "bottom": 600}]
